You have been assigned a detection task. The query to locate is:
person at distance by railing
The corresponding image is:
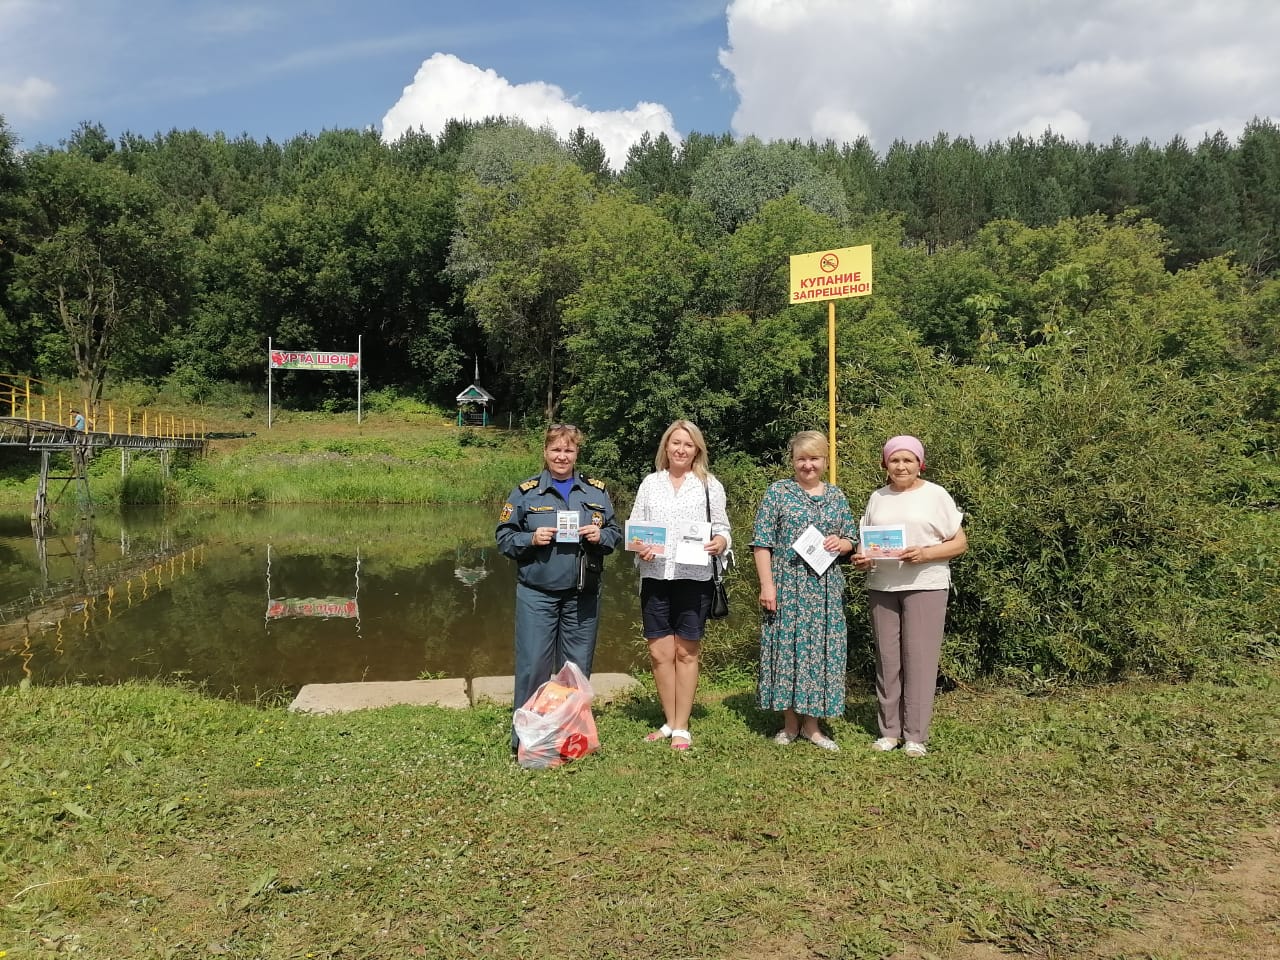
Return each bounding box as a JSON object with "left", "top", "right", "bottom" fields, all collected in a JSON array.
[{"left": 71, "top": 408, "right": 86, "bottom": 431}]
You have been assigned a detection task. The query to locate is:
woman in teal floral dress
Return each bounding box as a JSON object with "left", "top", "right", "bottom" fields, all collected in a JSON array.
[{"left": 752, "top": 431, "right": 857, "bottom": 751}]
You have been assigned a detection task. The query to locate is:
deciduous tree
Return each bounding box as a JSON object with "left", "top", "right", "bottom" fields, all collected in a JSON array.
[
  {"left": 10, "top": 149, "right": 190, "bottom": 407},
  {"left": 449, "top": 163, "right": 595, "bottom": 419}
]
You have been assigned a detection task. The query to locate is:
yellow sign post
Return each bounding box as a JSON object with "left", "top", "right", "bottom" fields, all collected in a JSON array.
[{"left": 788, "top": 244, "right": 873, "bottom": 483}]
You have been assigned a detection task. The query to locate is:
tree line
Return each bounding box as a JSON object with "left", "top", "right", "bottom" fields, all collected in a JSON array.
[
  {"left": 0, "top": 114, "right": 1275, "bottom": 679},
  {"left": 0, "top": 115, "right": 1276, "bottom": 431}
]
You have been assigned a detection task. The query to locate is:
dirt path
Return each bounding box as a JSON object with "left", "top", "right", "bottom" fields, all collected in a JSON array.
[
  {"left": 1088, "top": 823, "right": 1280, "bottom": 960},
  {"left": 882, "top": 825, "right": 1280, "bottom": 960}
]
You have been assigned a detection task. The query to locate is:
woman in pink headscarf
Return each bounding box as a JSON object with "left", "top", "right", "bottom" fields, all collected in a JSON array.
[{"left": 853, "top": 436, "right": 967, "bottom": 758}]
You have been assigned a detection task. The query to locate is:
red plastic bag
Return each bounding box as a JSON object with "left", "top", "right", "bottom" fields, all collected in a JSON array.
[{"left": 514, "top": 661, "right": 600, "bottom": 769}]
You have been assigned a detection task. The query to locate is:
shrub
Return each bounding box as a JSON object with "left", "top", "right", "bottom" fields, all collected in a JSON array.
[
  {"left": 363, "top": 387, "right": 449, "bottom": 419},
  {"left": 119, "top": 458, "right": 175, "bottom": 504},
  {"left": 457, "top": 428, "right": 502, "bottom": 449},
  {"left": 839, "top": 353, "right": 1253, "bottom": 680},
  {"left": 111, "top": 380, "right": 160, "bottom": 408},
  {"left": 832, "top": 219, "right": 1268, "bottom": 682}
]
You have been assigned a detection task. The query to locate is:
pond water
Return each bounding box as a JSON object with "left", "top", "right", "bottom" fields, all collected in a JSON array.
[{"left": 0, "top": 504, "right": 751, "bottom": 701}]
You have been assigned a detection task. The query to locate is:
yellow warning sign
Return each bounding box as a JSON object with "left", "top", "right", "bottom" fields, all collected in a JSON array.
[{"left": 788, "top": 244, "right": 873, "bottom": 303}]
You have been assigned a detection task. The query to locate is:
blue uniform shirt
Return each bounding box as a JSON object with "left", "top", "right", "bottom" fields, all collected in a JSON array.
[{"left": 496, "top": 469, "right": 622, "bottom": 592}]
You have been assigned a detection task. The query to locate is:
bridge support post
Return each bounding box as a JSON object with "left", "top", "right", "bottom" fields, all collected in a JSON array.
[
  {"left": 33, "top": 450, "right": 50, "bottom": 524},
  {"left": 73, "top": 443, "right": 92, "bottom": 518}
]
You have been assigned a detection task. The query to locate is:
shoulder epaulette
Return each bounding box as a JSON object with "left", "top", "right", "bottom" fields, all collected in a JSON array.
[
  {"left": 518, "top": 477, "right": 539, "bottom": 492},
  {"left": 584, "top": 476, "right": 607, "bottom": 490}
]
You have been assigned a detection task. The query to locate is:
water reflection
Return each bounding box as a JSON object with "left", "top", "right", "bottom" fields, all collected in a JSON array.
[
  {"left": 453, "top": 543, "right": 491, "bottom": 609},
  {"left": 0, "top": 504, "right": 714, "bottom": 700},
  {"left": 265, "top": 544, "right": 362, "bottom": 632}
]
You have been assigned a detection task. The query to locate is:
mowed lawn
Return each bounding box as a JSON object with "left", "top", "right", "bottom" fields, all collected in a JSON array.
[{"left": 2, "top": 666, "right": 1277, "bottom": 959}]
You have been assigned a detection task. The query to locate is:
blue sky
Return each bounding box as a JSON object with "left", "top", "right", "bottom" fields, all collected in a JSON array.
[
  {"left": 0, "top": 0, "right": 732, "bottom": 158},
  {"left": 2, "top": 0, "right": 1277, "bottom": 167}
]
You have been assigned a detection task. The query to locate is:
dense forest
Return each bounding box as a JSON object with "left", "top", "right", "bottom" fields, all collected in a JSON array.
[
  {"left": 1, "top": 114, "right": 1276, "bottom": 679},
  {"left": 0, "top": 117, "right": 1276, "bottom": 452}
]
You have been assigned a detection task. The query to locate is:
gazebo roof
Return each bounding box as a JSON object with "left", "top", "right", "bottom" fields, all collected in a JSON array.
[{"left": 455, "top": 382, "right": 495, "bottom": 404}]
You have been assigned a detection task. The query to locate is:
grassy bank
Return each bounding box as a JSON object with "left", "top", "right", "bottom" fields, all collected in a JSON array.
[
  {"left": 2, "top": 669, "right": 1276, "bottom": 959},
  {"left": 168, "top": 418, "right": 532, "bottom": 504},
  {"left": 0, "top": 407, "right": 544, "bottom": 507}
]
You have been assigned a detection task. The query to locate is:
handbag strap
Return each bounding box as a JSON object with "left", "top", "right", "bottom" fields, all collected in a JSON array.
[{"left": 705, "top": 482, "right": 724, "bottom": 580}]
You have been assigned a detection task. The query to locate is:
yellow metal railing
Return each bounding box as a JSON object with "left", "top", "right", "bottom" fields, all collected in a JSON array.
[{"left": 0, "top": 373, "right": 206, "bottom": 441}]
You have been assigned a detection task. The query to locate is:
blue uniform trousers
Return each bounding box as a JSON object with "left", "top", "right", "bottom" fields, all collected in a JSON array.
[{"left": 512, "top": 581, "right": 600, "bottom": 750}]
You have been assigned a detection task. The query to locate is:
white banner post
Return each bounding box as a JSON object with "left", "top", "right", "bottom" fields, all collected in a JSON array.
[{"left": 267, "top": 342, "right": 363, "bottom": 425}]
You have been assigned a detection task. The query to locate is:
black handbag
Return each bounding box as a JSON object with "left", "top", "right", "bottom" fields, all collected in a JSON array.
[
  {"left": 709, "top": 555, "right": 729, "bottom": 619},
  {"left": 705, "top": 484, "right": 729, "bottom": 619},
  {"left": 577, "top": 549, "right": 604, "bottom": 594}
]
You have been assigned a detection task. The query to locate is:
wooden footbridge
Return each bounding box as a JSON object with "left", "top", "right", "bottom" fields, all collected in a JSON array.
[{"left": 0, "top": 375, "right": 207, "bottom": 522}]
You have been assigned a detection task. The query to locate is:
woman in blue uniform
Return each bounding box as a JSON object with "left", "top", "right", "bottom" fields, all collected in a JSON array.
[{"left": 496, "top": 424, "right": 622, "bottom": 750}]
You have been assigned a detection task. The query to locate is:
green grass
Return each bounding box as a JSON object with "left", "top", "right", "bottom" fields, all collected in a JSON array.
[
  {"left": 1, "top": 669, "right": 1276, "bottom": 959},
  {"left": 0, "top": 409, "right": 546, "bottom": 507}
]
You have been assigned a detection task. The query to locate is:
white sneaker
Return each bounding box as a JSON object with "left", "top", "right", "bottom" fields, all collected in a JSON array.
[
  {"left": 871, "top": 737, "right": 900, "bottom": 751},
  {"left": 903, "top": 741, "right": 928, "bottom": 758}
]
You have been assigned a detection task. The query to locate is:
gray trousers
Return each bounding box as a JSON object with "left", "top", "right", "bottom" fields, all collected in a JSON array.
[
  {"left": 512, "top": 582, "right": 600, "bottom": 750},
  {"left": 870, "top": 589, "right": 949, "bottom": 744}
]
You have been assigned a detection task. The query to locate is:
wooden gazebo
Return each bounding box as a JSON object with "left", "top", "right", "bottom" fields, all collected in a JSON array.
[{"left": 455, "top": 382, "right": 495, "bottom": 427}]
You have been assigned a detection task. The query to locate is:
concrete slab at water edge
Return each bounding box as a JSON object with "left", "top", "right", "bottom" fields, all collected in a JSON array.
[
  {"left": 289, "top": 679, "right": 469, "bottom": 714},
  {"left": 587, "top": 672, "right": 643, "bottom": 704},
  {"left": 469, "top": 675, "right": 514, "bottom": 706},
  {"left": 472, "top": 672, "right": 641, "bottom": 707},
  {"left": 288, "top": 673, "right": 642, "bottom": 713}
]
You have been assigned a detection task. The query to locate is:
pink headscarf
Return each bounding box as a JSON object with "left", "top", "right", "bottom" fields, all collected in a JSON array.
[{"left": 882, "top": 435, "right": 925, "bottom": 471}]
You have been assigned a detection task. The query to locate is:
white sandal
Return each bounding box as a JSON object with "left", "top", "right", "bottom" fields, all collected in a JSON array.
[
  {"left": 800, "top": 731, "right": 840, "bottom": 752},
  {"left": 644, "top": 723, "right": 673, "bottom": 742},
  {"left": 670, "top": 729, "right": 692, "bottom": 751}
]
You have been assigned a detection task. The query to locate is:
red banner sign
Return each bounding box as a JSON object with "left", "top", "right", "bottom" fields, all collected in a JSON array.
[
  {"left": 269, "top": 351, "right": 360, "bottom": 371},
  {"left": 266, "top": 597, "right": 359, "bottom": 620}
]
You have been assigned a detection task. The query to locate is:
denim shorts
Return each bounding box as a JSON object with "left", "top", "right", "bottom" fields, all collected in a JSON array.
[{"left": 640, "top": 577, "right": 713, "bottom": 641}]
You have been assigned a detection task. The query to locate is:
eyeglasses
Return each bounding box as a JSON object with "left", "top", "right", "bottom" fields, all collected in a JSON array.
[{"left": 547, "top": 423, "right": 578, "bottom": 432}]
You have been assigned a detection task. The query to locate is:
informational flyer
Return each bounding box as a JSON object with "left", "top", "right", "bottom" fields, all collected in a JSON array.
[
  {"left": 674, "top": 520, "right": 712, "bottom": 566},
  {"left": 792, "top": 524, "right": 838, "bottom": 575},
  {"left": 555, "top": 510, "right": 581, "bottom": 542},
  {"left": 860, "top": 523, "right": 907, "bottom": 558},
  {"left": 625, "top": 522, "right": 668, "bottom": 555}
]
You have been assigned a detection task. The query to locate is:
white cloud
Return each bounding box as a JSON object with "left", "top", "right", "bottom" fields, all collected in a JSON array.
[
  {"left": 718, "top": 0, "right": 1280, "bottom": 146},
  {"left": 0, "top": 0, "right": 65, "bottom": 123},
  {"left": 0, "top": 75, "right": 56, "bottom": 118},
  {"left": 1010, "top": 109, "right": 1090, "bottom": 143},
  {"left": 380, "top": 52, "right": 681, "bottom": 170}
]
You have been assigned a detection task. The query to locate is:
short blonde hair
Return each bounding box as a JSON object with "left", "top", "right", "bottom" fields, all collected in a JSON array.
[
  {"left": 789, "top": 430, "right": 829, "bottom": 461},
  {"left": 543, "top": 423, "right": 585, "bottom": 449},
  {"left": 655, "top": 419, "right": 710, "bottom": 481}
]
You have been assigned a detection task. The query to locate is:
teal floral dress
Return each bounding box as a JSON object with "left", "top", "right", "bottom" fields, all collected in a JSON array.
[{"left": 752, "top": 480, "right": 857, "bottom": 717}]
